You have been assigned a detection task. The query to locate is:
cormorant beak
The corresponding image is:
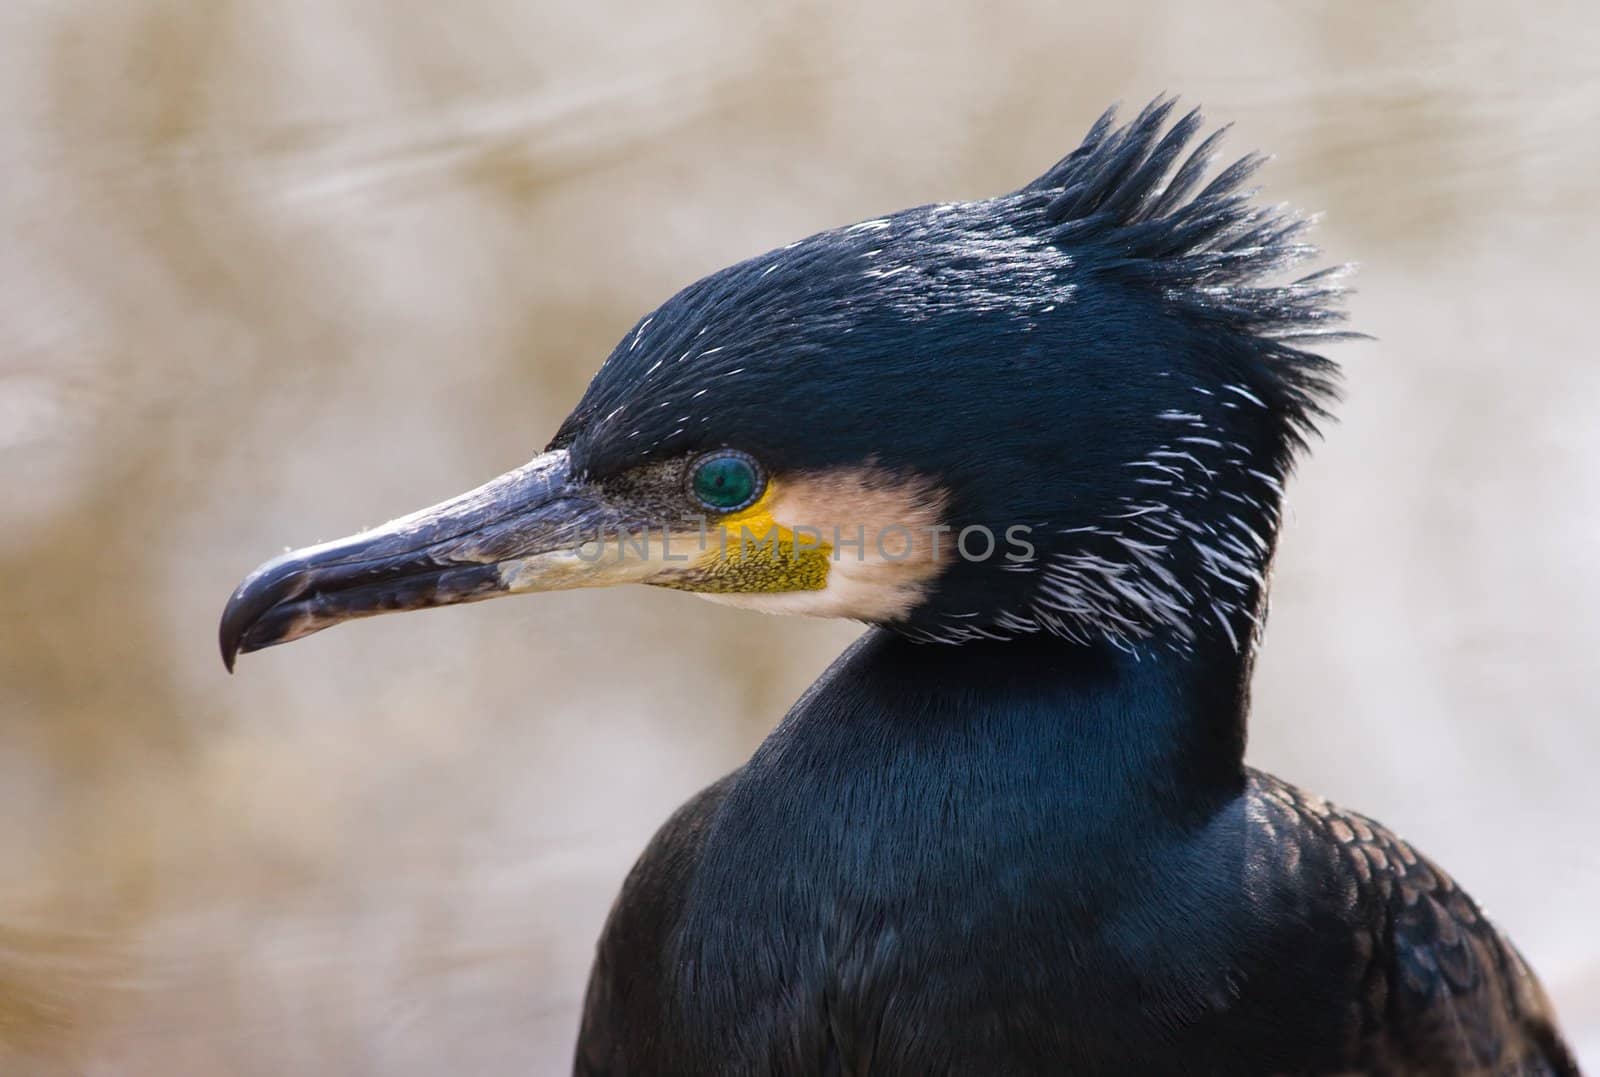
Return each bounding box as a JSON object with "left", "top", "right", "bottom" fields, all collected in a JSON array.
[{"left": 219, "top": 449, "right": 640, "bottom": 670}]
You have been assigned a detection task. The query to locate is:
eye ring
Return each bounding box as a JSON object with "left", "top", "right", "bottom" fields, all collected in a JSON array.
[{"left": 687, "top": 449, "right": 765, "bottom": 513}]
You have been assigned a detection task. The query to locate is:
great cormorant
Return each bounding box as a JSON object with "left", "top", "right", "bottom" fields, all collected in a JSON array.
[{"left": 219, "top": 100, "right": 1578, "bottom": 1075}]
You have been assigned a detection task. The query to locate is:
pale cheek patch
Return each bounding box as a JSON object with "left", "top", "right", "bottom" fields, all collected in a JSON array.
[{"left": 687, "top": 467, "right": 950, "bottom": 623}]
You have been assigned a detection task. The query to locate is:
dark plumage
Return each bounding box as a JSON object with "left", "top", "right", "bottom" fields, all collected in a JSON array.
[
  {"left": 219, "top": 99, "right": 1577, "bottom": 1075},
  {"left": 578, "top": 634, "right": 1571, "bottom": 1075}
]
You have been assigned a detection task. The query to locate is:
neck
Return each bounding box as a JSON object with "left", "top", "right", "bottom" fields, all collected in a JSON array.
[
  {"left": 739, "top": 626, "right": 1250, "bottom": 841},
  {"left": 677, "top": 625, "right": 1254, "bottom": 1041},
  {"left": 852, "top": 628, "right": 1249, "bottom": 810}
]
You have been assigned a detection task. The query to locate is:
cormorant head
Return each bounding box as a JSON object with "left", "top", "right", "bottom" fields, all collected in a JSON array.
[{"left": 220, "top": 99, "right": 1349, "bottom": 670}]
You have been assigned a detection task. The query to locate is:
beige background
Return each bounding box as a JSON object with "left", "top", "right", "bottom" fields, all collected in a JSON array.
[{"left": 2, "top": 1, "right": 1596, "bottom": 1073}]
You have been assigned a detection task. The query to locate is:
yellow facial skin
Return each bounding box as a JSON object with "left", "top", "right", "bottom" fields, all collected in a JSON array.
[{"left": 653, "top": 481, "right": 833, "bottom": 595}]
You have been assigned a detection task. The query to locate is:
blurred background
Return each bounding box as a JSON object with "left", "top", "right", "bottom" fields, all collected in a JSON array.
[{"left": 2, "top": 1, "right": 1596, "bottom": 1072}]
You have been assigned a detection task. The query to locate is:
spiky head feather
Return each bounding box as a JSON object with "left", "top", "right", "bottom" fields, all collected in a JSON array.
[{"left": 554, "top": 98, "right": 1353, "bottom": 651}]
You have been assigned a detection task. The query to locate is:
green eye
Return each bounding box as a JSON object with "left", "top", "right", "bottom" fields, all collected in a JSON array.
[{"left": 689, "top": 450, "right": 764, "bottom": 512}]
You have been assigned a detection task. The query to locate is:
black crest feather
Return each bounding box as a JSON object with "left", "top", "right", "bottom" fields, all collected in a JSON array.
[{"left": 1019, "top": 96, "right": 1354, "bottom": 440}]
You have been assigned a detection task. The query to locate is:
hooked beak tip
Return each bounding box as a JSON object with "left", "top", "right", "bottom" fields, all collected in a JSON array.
[
  {"left": 217, "top": 552, "right": 318, "bottom": 673},
  {"left": 220, "top": 629, "right": 239, "bottom": 673}
]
